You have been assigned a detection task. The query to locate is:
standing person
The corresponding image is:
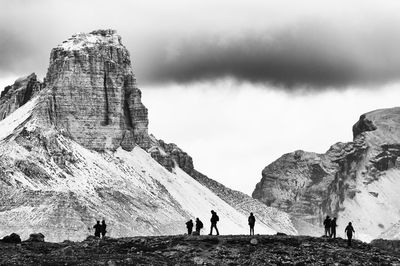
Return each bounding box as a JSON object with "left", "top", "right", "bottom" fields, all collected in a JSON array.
[
  {"left": 209, "top": 210, "right": 220, "bottom": 236},
  {"left": 93, "top": 221, "right": 101, "bottom": 237},
  {"left": 195, "top": 218, "right": 203, "bottom": 235},
  {"left": 323, "top": 216, "right": 331, "bottom": 237},
  {"left": 186, "top": 219, "right": 194, "bottom": 235},
  {"left": 345, "top": 222, "right": 355, "bottom": 247},
  {"left": 101, "top": 219, "right": 107, "bottom": 238},
  {"left": 248, "top": 213, "right": 256, "bottom": 235},
  {"left": 330, "top": 217, "right": 337, "bottom": 238}
]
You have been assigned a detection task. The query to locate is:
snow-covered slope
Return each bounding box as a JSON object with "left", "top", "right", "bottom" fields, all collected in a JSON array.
[{"left": 0, "top": 92, "right": 290, "bottom": 241}]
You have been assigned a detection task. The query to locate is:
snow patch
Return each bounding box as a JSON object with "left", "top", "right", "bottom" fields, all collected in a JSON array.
[{"left": 0, "top": 96, "right": 38, "bottom": 141}]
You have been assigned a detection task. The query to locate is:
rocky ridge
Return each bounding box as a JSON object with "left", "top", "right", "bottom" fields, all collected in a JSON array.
[
  {"left": 253, "top": 108, "right": 400, "bottom": 241},
  {"left": 0, "top": 73, "right": 42, "bottom": 120},
  {"left": 0, "top": 30, "right": 295, "bottom": 241},
  {"left": 1, "top": 235, "right": 400, "bottom": 265}
]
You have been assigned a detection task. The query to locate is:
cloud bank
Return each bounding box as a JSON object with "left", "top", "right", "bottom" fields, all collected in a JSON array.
[
  {"left": 144, "top": 20, "right": 400, "bottom": 90},
  {"left": 1, "top": 0, "right": 400, "bottom": 91}
]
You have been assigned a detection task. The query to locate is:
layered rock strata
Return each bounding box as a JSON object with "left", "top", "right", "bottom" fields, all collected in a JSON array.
[{"left": 38, "top": 29, "right": 149, "bottom": 151}]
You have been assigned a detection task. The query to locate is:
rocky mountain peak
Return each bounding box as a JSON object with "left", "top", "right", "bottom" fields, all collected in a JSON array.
[
  {"left": 0, "top": 73, "right": 42, "bottom": 120},
  {"left": 38, "top": 29, "right": 149, "bottom": 151},
  {"left": 253, "top": 107, "right": 400, "bottom": 241},
  {"left": 56, "top": 29, "right": 122, "bottom": 52}
]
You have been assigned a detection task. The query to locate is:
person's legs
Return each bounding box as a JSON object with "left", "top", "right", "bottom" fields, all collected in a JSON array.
[
  {"left": 215, "top": 224, "right": 219, "bottom": 235},
  {"left": 209, "top": 224, "right": 214, "bottom": 235},
  {"left": 347, "top": 234, "right": 352, "bottom": 246}
]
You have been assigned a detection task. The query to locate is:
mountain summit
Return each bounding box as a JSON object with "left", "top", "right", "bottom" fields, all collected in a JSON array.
[{"left": 0, "top": 30, "right": 295, "bottom": 242}]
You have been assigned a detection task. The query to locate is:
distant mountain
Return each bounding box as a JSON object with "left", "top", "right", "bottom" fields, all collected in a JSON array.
[
  {"left": 0, "top": 30, "right": 295, "bottom": 242},
  {"left": 253, "top": 107, "right": 400, "bottom": 241}
]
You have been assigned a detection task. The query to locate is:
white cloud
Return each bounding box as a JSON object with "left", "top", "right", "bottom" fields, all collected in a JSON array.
[{"left": 143, "top": 81, "right": 400, "bottom": 195}]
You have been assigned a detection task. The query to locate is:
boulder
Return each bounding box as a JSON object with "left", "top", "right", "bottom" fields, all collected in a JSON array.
[
  {"left": 27, "top": 233, "right": 45, "bottom": 242},
  {"left": 1, "top": 233, "right": 22, "bottom": 243}
]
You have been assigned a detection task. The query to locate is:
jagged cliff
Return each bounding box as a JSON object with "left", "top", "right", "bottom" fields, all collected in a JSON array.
[
  {"left": 0, "top": 30, "right": 295, "bottom": 241},
  {"left": 37, "top": 29, "right": 149, "bottom": 151},
  {"left": 253, "top": 108, "right": 400, "bottom": 241},
  {"left": 0, "top": 73, "right": 42, "bottom": 120}
]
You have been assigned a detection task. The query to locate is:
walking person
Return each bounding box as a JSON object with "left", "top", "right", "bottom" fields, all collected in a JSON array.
[
  {"left": 330, "top": 217, "right": 337, "bottom": 238},
  {"left": 248, "top": 213, "right": 256, "bottom": 235},
  {"left": 93, "top": 221, "right": 101, "bottom": 237},
  {"left": 209, "top": 210, "right": 219, "bottom": 236},
  {"left": 323, "top": 216, "right": 331, "bottom": 237},
  {"left": 101, "top": 219, "right": 107, "bottom": 238},
  {"left": 345, "top": 222, "right": 355, "bottom": 247},
  {"left": 186, "top": 219, "right": 194, "bottom": 235},
  {"left": 195, "top": 218, "right": 203, "bottom": 235}
]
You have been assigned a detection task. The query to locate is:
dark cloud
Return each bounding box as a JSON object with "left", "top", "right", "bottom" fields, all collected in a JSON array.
[
  {"left": 2, "top": 0, "right": 400, "bottom": 91},
  {"left": 141, "top": 21, "right": 400, "bottom": 90}
]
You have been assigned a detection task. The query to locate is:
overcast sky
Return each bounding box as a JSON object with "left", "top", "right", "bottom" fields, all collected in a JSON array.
[{"left": 1, "top": 0, "right": 400, "bottom": 194}]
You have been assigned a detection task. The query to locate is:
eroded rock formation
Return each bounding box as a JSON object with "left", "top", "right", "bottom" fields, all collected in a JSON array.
[
  {"left": 253, "top": 107, "right": 400, "bottom": 240},
  {"left": 0, "top": 73, "right": 42, "bottom": 120},
  {"left": 38, "top": 29, "right": 149, "bottom": 151}
]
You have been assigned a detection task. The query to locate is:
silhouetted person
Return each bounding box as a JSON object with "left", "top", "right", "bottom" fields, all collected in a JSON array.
[
  {"left": 186, "top": 219, "right": 194, "bottom": 235},
  {"left": 209, "top": 210, "right": 219, "bottom": 235},
  {"left": 323, "top": 216, "right": 331, "bottom": 237},
  {"left": 93, "top": 221, "right": 101, "bottom": 237},
  {"left": 195, "top": 218, "right": 203, "bottom": 234},
  {"left": 101, "top": 219, "right": 107, "bottom": 238},
  {"left": 248, "top": 212, "right": 256, "bottom": 235},
  {"left": 330, "top": 217, "right": 337, "bottom": 238},
  {"left": 345, "top": 222, "right": 355, "bottom": 246}
]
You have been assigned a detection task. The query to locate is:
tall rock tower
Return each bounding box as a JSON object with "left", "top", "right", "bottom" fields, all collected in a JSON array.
[{"left": 40, "top": 29, "right": 149, "bottom": 151}]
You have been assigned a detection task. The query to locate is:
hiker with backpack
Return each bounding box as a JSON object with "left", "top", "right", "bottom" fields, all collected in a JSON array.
[
  {"left": 93, "top": 221, "right": 101, "bottom": 237},
  {"left": 209, "top": 210, "right": 220, "bottom": 235},
  {"left": 186, "top": 219, "right": 194, "bottom": 235},
  {"left": 248, "top": 213, "right": 256, "bottom": 235},
  {"left": 195, "top": 218, "right": 203, "bottom": 235}
]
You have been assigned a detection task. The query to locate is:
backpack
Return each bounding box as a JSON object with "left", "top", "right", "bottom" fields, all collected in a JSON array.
[
  {"left": 199, "top": 221, "right": 203, "bottom": 229},
  {"left": 216, "top": 215, "right": 219, "bottom": 222}
]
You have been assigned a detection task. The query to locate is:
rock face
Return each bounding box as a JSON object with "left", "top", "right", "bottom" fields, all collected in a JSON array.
[
  {"left": 253, "top": 107, "right": 400, "bottom": 241},
  {"left": 0, "top": 73, "right": 42, "bottom": 120},
  {"left": 39, "top": 29, "right": 149, "bottom": 151},
  {"left": 0, "top": 30, "right": 295, "bottom": 242}
]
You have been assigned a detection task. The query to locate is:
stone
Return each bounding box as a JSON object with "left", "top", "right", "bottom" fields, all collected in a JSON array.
[
  {"left": 61, "top": 246, "right": 74, "bottom": 256},
  {"left": 250, "top": 238, "right": 258, "bottom": 245},
  {"left": 107, "top": 260, "right": 117, "bottom": 266},
  {"left": 27, "top": 233, "right": 45, "bottom": 242},
  {"left": 1, "top": 233, "right": 22, "bottom": 243}
]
